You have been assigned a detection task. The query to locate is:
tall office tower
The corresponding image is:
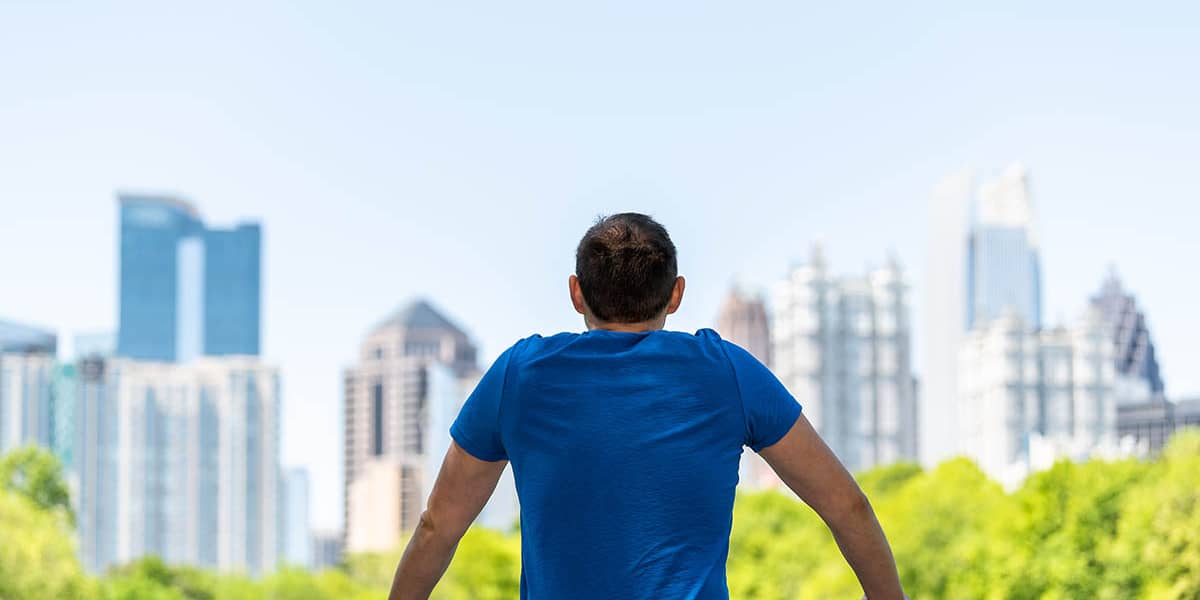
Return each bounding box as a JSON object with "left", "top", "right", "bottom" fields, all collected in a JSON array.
[
  {"left": 116, "top": 194, "right": 261, "bottom": 362},
  {"left": 922, "top": 171, "right": 972, "bottom": 467},
  {"left": 958, "top": 308, "right": 1117, "bottom": 487},
  {"left": 343, "top": 299, "right": 478, "bottom": 552},
  {"left": 716, "top": 286, "right": 772, "bottom": 367},
  {"left": 771, "top": 245, "right": 919, "bottom": 472},
  {"left": 280, "top": 467, "right": 312, "bottom": 568},
  {"left": 1089, "top": 271, "right": 1165, "bottom": 402},
  {"left": 0, "top": 319, "right": 57, "bottom": 453},
  {"left": 75, "top": 357, "right": 281, "bottom": 574},
  {"left": 966, "top": 163, "right": 1042, "bottom": 330},
  {"left": 714, "top": 286, "right": 779, "bottom": 489},
  {"left": 74, "top": 355, "right": 117, "bottom": 573},
  {"left": 923, "top": 164, "right": 1043, "bottom": 467}
]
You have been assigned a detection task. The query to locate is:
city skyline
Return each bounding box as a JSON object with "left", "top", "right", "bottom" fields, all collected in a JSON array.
[{"left": 4, "top": 3, "right": 1199, "bottom": 530}]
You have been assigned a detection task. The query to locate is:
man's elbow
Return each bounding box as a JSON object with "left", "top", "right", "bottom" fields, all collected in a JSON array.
[
  {"left": 414, "top": 509, "right": 465, "bottom": 548},
  {"left": 826, "top": 490, "right": 874, "bottom": 525}
]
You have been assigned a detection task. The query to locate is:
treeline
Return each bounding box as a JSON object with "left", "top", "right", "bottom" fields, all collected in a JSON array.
[{"left": 1, "top": 431, "right": 1198, "bottom": 599}]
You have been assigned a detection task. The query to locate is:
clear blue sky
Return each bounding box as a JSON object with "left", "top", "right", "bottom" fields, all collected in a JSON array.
[{"left": 3, "top": 2, "right": 1198, "bottom": 530}]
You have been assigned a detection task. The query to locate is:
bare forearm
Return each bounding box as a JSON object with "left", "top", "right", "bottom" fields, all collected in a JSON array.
[
  {"left": 388, "top": 520, "right": 459, "bottom": 600},
  {"left": 824, "top": 496, "right": 905, "bottom": 600}
]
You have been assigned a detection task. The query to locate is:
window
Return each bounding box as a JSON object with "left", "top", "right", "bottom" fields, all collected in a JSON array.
[{"left": 372, "top": 382, "right": 384, "bottom": 456}]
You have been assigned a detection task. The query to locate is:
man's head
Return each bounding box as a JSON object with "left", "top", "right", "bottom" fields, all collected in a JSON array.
[{"left": 570, "top": 213, "right": 685, "bottom": 329}]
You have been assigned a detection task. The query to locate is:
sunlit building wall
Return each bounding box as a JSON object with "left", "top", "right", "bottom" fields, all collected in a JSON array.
[
  {"left": 0, "top": 319, "right": 57, "bottom": 454},
  {"left": 343, "top": 300, "right": 478, "bottom": 551},
  {"left": 76, "top": 357, "right": 280, "bottom": 575},
  {"left": 280, "top": 467, "right": 312, "bottom": 569},
  {"left": 958, "top": 308, "right": 1117, "bottom": 487},
  {"left": 922, "top": 171, "right": 973, "bottom": 467},
  {"left": 771, "top": 245, "right": 918, "bottom": 472}
]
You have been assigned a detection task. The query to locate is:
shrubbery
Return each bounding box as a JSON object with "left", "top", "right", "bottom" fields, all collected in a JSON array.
[{"left": 2, "top": 430, "right": 1197, "bottom": 599}]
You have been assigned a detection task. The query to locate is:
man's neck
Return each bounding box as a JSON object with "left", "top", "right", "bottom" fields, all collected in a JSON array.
[{"left": 587, "top": 318, "right": 666, "bottom": 333}]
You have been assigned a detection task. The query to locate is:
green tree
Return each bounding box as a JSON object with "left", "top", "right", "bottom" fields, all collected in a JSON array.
[
  {"left": 1107, "top": 429, "right": 1200, "bottom": 600},
  {"left": 0, "top": 444, "right": 74, "bottom": 525},
  {"left": 0, "top": 489, "right": 90, "bottom": 600}
]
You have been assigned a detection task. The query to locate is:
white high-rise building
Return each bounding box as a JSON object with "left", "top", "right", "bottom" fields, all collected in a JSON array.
[
  {"left": 0, "top": 319, "right": 57, "bottom": 454},
  {"left": 75, "top": 356, "right": 281, "bottom": 574},
  {"left": 771, "top": 245, "right": 918, "bottom": 472},
  {"left": 922, "top": 172, "right": 972, "bottom": 466},
  {"left": 958, "top": 308, "right": 1118, "bottom": 487}
]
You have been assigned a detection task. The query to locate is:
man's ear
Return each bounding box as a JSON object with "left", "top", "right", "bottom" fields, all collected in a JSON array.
[
  {"left": 665, "top": 276, "right": 686, "bottom": 315},
  {"left": 569, "top": 274, "right": 588, "bottom": 316}
]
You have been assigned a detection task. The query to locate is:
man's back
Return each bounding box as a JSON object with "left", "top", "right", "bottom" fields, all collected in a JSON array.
[
  {"left": 451, "top": 328, "right": 801, "bottom": 599},
  {"left": 388, "top": 213, "right": 904, "bottom": 600}
]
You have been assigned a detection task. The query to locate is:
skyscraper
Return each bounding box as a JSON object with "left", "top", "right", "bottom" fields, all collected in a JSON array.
[
  {"left": 923, "top": 164, "right": 1044, "bottom": 467},
  {"left": 1089, "top": 271, "right": 1165, "bottom": 400},
  {"left": 203, "top": 224, "right": 262, "bottom": 357},
  {"left": 714, "top": 286, "right": 778, "bottom": 489},
  {"left": 116, "top": 194, "right": 261, "bottom": 362},
  {"left": 922, "top": 171, "right": 972, "bottom": 467},
  {"left": 715, "top": 286, "right": 772, "bottom": 367},
  {"left": 771, "top": 245, "right": 918, "bottom": 472},
  {"left": 966, "top": 164, "right": 1042, "bottom": 330},
  {"left": 0, "top": 319, "right": 57, "bottom": 454},
  {"left": 75, "top": 357, "right": 281, "bottom": 574},
  {"left": 343, "top": 299, "right": 478, "bottom": 551}
]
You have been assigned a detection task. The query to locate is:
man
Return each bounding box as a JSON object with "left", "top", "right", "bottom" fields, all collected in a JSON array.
[{"left": 389, "top": 213, "right": 906, "bottom": 599}]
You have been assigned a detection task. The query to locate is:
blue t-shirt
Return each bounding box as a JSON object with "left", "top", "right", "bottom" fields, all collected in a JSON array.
[{"left": 450, "top": 328, "right": 802, "bottom": 599}]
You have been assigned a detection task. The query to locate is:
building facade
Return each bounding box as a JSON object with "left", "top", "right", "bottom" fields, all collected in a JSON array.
[
  {"left": 311, "top": 530, "right": 344, "bottom": 571},
  {"left": 923, "top": 164, "right": 1044, "bottom": 468},
  {"left": 74, "top": 357, "right": 281, "bottom": 574},
  {"left": 280, "top": 467, "right": 313, "bottom": 568},
  {"left": 958, "top": 308, "right": 1118, "bottom": 487},
  {"left": 922, "top": 171, "right": 973, "bottom": 466},
  {"left": 715, "top": 286, "right": 772, "bottom": 368},
  {"left": 1117, "top": 397, "right": 1200, "bottom": 454},
  {"left": 966, "top": 163, "right": 1042, "bottom": 330},
  {"left": 343, "top": 300, "right": 479, "bottom": 551},
  {"left": 771, "top": 245, "right": 918, "bottom": 472},
  {"left": 116, "top": 194, "right": 261, "bottom": 362},
  {"left": 0, "top": 319, "right": 57, "bottom": 454},
  {"left": 714, "top": 286, "right": 779, "bottom": 489}
]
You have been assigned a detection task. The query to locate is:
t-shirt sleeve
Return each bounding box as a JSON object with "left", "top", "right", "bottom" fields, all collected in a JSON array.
[
  {"left": 722, "top": 340, "right": 803, "bottom": 452},
  {"left": 449, "top": 343, "right": 518, "bottom": 462}
]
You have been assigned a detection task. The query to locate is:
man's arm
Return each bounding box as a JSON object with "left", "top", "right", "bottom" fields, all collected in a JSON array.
[
  {"left": 388, "top": 441, "right": 507, "bottom": 600},
  {"left": 758, "top": 414, "right": 906, "bottom": 600}
]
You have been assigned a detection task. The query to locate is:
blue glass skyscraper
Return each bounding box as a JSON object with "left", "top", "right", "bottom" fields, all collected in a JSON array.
[
  {"left": 116, "top": 194, "right": 261, "bottom": 362},
  {"left": 965, "top": 164, "right": 1042, "bottom": 331},
  {"left": 204, "top": 225, "right": 261, "bottom": 356}
]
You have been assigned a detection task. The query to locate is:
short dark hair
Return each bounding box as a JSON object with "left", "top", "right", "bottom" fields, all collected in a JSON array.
[{"left": 575, "top": 213, "right": 678, "bottom": 323}]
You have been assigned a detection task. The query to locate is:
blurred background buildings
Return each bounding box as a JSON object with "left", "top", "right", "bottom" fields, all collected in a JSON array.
[{"left": 0, "top": 163, "right": 1194, "bottom": 574}]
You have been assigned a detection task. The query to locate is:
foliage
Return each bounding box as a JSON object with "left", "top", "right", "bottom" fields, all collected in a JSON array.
[
  {"left": 0, "top": 444, "right": 75, "bottom": 525},
  {"left": 1, "top": 429, "right": 1199, "bottom": 599},
  {"left": 0, "top": 489, "right": 91, "bottom": 600}
]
